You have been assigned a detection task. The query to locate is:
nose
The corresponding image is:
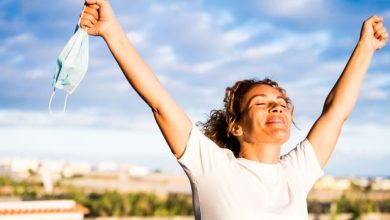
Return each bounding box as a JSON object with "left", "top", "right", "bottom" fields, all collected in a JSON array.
[{"left": 270, "top": 103, "right": 283, "bottom": 113}]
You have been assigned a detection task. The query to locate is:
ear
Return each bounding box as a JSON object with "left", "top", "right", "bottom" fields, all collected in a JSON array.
[{"left": 230, "top": 123, "right": 243, "bottom": 137}]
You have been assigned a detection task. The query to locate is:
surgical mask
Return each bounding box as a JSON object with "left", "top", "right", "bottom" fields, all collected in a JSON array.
[{"left": 49, "top": 7, "right": 89, "bottom": 114}]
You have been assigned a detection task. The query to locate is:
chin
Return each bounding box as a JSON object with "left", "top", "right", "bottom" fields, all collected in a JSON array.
[{"left": 273, "top": 131, "right": 290, "bottom": 144}]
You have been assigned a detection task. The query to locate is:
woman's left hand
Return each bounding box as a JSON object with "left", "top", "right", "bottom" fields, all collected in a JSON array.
[{"left": 360, "top": 16, "right": 388, "bottom": 51}]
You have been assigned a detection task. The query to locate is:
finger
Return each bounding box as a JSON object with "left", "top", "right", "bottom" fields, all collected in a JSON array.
[
  {"left": 373, "top": 22, "right": 383, "bottom": 32},
  {"left": 84, "top": 7, "right": 99, "bottom": 20},
  {"left": 81, "top": 13, "right": 97, "bottom": 25},
  {"left": 379, "top": 31, "right": 388, "bottom": 42},
  {"left": 85, "top": 0, "right": 106, "bottom": 7},
  {"left": 366, "top": 15, "right": 383, "bottom": 23},
  {"left": 375, "top": 27, "right": 387, "bottom": 38},
  {"left": 365, "top": 15, "right": 383, "bottom": 26},
  {"left": 86, "top": 3, "right": 100, "bottom": 10},
  {"left": 89, "top": 4, "right": 100, "bottom": 10},
  {"left": 80, "top": 18, "right": 94, "bottom": 29}
]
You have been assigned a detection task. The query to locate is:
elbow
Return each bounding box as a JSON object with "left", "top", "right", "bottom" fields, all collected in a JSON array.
[
  {"left": 151, "top": 106, "right": 160, "bottom": 115},
  {"left": 149, "top": 101, "right": 162, "bottom": 116},
  {"left": 151, "top": 104, "right": 168, "bottom": 122}
]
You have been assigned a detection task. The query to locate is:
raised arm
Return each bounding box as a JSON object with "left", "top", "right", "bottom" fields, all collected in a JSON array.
[
  {"left": 80, "top": 0, "right": 192, "bottom": 159},
  {"left": 307, "top": 16, "right": 388, "bottom": 168}
]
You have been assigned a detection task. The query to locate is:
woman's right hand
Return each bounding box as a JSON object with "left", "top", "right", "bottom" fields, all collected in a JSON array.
[{"left": 80, "top": 0, "right": 118, "bottom": 38}]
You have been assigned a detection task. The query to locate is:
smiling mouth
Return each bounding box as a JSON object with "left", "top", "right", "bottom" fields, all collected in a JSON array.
[{"left": 266, "top": 117, "right": 285, "bottom": 124}]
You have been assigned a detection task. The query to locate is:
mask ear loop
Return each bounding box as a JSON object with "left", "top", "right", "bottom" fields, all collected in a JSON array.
[
  {"left": 49, "top": 88, "right": 69, "bottom": 116},
  {"left": 49, "top": 4, "right": 86, "bottom": 116}
]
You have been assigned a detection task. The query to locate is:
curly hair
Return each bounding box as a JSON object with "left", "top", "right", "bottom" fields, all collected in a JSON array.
[{"left": 197, "top": 78, "right": 293, "bottom": 157}]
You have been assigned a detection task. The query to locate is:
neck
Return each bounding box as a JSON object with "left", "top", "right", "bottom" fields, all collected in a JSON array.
[{"left": 239, "top": 141, "right": 282, "bottom": 164}]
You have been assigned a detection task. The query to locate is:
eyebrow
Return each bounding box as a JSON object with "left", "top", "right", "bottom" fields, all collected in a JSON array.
[{"left": 247, "top": 94, "right": 286, "bottom": 106}]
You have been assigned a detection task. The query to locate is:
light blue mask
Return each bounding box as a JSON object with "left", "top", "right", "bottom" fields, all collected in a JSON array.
[{"left": 49, "top": 12, "right": 89, "bottom": 114}]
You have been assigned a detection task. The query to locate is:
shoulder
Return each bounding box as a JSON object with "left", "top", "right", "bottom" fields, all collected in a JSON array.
[
  {"left": 178, "top": 122, "right": 237, "bottom": 177},
  {"left": 281, "top": 139, "right": 316, "bottom": 164},
  {"left": 280, "top": 139, "right": 324, "bottom": 194}
]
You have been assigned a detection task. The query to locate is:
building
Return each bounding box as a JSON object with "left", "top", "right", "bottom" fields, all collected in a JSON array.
[
  {"left": 0, "top": 158, "right": 40, "bottom": 181},
  {"left": 0, "top": 200, "right": 88, "bottom": 220}
]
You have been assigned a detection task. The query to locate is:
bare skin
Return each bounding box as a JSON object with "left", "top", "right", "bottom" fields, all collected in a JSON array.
[
  {"left": 307, "top": 16, "right": 388, "bottom": 168},
  {"left": 232, "top": 16, "right": 388, "bottom": 168},
  {"left": 231, "top": 84, "right": 292, "bottom": 164},
  {"left": 80, "top": 0, "right": 192, "bottom": 159},
  {"left": 80, "top": 0, "right": 388, "bottom": 167}
]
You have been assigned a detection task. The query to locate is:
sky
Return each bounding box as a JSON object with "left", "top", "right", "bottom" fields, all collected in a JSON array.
[{"left": 0, "top": 0, "right": 389, "bottom": 177}]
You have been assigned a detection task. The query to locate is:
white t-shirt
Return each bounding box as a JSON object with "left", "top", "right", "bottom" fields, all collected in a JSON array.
[{"left": 178, "top": 124, "right": 323, "bottom": 220}]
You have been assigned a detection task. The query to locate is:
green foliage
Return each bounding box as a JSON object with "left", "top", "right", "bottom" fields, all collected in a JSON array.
[
  {"left": 0, "top": 176, "right": 12, "bottom": 186},
  {"left": 2, "top": 174, "right": 390, "bottom": 217},
  {"left": 164, "top": 194, "right": 193, "bottom": 216},
  {"left": 67, "top": 186, "right": 88, "bottom": 204},
  {"left": 308, "top": 201, "right": 330, "bottom": 214},
  {"left": 335, "top": 194, "right": 379, "bottom": 219},
  {"left": 78, "top": 191, "right": 193, "bottom": 217},
  {"left": 380, "top": 199, "right": 390, "bottom": 212},
  {"left": 21, "top": 187, "right": 38, "bottom": 200},
  {"left": 336, "top": 194, "right": 361, "bottom": 219}
]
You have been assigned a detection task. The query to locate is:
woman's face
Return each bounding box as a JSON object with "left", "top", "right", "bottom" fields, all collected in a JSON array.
[{"left": 236, "top": 84, "right": 292, "bottom": 145}]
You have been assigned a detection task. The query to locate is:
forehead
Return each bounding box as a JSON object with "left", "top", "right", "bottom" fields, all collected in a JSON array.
[{"left": 243, "top": 84, "right": 284, "bottom": 102}]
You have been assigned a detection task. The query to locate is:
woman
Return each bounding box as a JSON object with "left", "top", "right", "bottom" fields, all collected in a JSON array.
[{"left": 80, "top": 0, "right": 388, "bottom": 219}]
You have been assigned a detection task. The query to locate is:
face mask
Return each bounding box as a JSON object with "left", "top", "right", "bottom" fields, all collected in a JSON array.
[{"left": 49, "top": 8, "right": 89, "bottom": 115}]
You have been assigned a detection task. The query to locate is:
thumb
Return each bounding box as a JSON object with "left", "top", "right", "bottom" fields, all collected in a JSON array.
[{"left": 85, "top": 0, "right": 106, "bottom": 7}]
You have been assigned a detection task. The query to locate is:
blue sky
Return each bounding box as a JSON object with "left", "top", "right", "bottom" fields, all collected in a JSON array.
[{"left": 0, "top": 0, "right": 389, "bottom": 176}]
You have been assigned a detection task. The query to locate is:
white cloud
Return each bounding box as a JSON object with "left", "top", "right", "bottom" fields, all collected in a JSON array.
[
  {"left": 0, "top": 33, "right": 36, "bottom": 63},
  {"left": 0, "top": 108, "right": 179, "bottom": 171},
  {"left": 5, "top": 33, "right": 35, "bottom": 45},
  {"left": 140, "top": 2, "right": 256, "bottom": 54},
  {"left": 1, "top": 108, "right": 389, "bottom": 175},
  {"left": 278, "top": 115, "right": 390, "bottom": 176},
  {"left": 243, "top": 44, "right": 288, "bottom": 60},
  {"left": 24, "top": 68, "right": 46, "bottom": 80},
  {"left": 150, "top": 45, "right": 178, "bottom": 67},
  {"left": 0, "top": 127, "right": 170, "bottom": 162},
  {"left": 9, "top": 55, "right": 24, "bottom": 64},
  {"left": 239, "top": 30, "right": 331, "bottom": 61},
  {"left": 126, "top": 31, "right": 147, "bottom": 47},
  {"left": 214, "top": 10, "right": 235, "bottom": 27},
  {"left": 362, "top": 90, "right": 388, "bottom": 100},
  {"left": 221, "top": 27, "right": 253, "bottom": 47},
  {"left": 282, "top": 79, "right": 326, "bottom": 117},
  {"left": 191, "top": 60, "right": 225, "bottom": 74},
  {"left": 147, "top": 45, "right": 224, "bottom": 75},
  {"left": 256, "top": 0, "right": 327, "bottom": 18},
  {"left": 149, "top": 3, "right": 181, "bottom": 14},
  {"left": 0, "top": 109, "right": 159, "bottom": 131},
  {"left": 361, "top": 73, "right": 390, "bottom": 100},
  {"left": 337, "top": 123, "right": 390, "bottom": 158},
  {"left": 0, "top": 0, "right": 389, "bottom": 176},
  {"left": 372, "top": 52, "right": 390, "bottom": 66},
  {"left": 111, "top": 81, "right": 131, "bottom": 94}
]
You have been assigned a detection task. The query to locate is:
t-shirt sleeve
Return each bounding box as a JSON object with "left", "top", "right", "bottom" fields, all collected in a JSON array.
[
  {"left": 281, "top": 139, "right": 324, "bottom": 195},
  {"left": 177, "top": 123, "right": 234, "bottom": 178}
]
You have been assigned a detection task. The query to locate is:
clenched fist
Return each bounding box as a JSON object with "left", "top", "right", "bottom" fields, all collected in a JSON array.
[{"left": 360, "top": 16, "right": 388, "bottom": 51}]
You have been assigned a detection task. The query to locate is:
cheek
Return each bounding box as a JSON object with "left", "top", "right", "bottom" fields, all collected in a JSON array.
[
  {"left": 249, "top": 111, "right": 268, "bottom": 131},
  {"left": 241, "top": 110, "right": 262, "bottom": 129}
]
